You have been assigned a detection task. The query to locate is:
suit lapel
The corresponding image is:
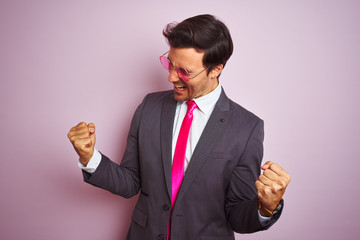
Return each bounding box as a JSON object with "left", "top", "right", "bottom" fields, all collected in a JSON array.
[
  {"left": 176, "top": 89, "right": 231, "bottom": 204},
  {"left": 160, "top": 93, "right": 177, "bottom": 200}
]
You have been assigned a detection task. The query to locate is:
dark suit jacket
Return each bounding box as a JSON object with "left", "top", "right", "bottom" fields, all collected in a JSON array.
[{"left": 83, "top": 89, "right": 282, "bottom": 240}]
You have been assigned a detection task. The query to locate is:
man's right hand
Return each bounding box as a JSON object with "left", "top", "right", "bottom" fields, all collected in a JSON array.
[{"left": 67, "top": 122, "right": 96, "bottom": 166}]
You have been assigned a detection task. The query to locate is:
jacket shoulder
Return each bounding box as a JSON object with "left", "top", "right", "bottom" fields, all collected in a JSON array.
[
  {"left": 228, "top": 99, "right": 262, "bottom": 123},
  {"left": 144, "top": 90, "right": 174, "bottom": 102},
  {"left": 137, "top": 90, "right": 175, "bottom": 113}
]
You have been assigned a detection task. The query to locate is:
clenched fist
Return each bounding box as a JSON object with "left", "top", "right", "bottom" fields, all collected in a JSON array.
[
  {"left": 255, "top": 161, "right": 291, "bottom": 217},
  {"left": 67, "top": 122, "right": 96, "bottom": 166}
]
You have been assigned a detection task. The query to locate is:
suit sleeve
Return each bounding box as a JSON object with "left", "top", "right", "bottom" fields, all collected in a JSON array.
[
  {"left": 225, "top": 119, "right": 283, "bottom": 233},
  {"left": 81, "top": 95, "right": 148, "bottom": 198}
]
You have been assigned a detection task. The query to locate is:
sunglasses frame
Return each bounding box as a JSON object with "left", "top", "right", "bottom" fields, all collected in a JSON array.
[{"left": 159, "top": 51, "right": 208, "bottom": 82}]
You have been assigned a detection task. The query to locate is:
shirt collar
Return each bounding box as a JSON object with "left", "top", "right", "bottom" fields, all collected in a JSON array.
[{"left": 192, "top": 83, "right": 222, "bottom": 115}]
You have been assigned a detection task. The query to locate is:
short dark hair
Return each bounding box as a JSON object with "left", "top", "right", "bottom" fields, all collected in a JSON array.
[{"left": 163, "top": 14, "right": 233, "bottom": 74}]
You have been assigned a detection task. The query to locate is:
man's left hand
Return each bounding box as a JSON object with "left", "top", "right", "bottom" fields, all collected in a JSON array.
[{"left": 255, "top": 161, "right": 291, "bottom": 216}]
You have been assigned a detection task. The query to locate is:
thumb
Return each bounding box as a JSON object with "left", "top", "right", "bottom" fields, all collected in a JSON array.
[
  {"left": 88, "top": 123, "right": 96, "bottom": 146},
  {"left": 88, "top": 122, "right": 95, "bottom": 134},
  {"left": 261, "top": 161, "right": 273, "bottom": 170}
]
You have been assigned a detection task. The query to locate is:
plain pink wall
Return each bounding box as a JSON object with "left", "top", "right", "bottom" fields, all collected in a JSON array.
[{"left": 1, "top": 0, "right": 359, "bottom": 239}]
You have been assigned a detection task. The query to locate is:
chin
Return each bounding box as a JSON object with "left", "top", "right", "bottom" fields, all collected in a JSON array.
[{"left": 173, "top": 92, "right": 189, "bottom": 102}]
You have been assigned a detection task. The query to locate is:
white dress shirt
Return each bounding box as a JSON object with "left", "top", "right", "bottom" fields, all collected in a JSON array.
[{"left": 171, "top": 83, "right": 222, "bottom": 173}]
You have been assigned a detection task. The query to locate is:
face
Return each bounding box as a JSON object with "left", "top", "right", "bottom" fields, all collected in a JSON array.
[{"left": 167, "top": 48, "right": 221, "bottom": 102}]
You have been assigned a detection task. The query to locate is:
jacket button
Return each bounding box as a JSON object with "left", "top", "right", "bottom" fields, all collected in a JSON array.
[
  {"left": 162, "top": 204, "right": 170, "bottom": 211},
  {"left": 157, "top": 234, "right": 165, "bottom": 240}
]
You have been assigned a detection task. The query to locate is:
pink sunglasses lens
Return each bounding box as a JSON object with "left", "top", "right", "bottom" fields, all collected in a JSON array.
[
  {"left": 160, "top": 56, "right": 171, "bottom": 70},
  {"left": 160, "top": 55, "right": 190, "bottom": 81},
  {"left": 177, "top": 69, "right": 189, "bottom": 82}
]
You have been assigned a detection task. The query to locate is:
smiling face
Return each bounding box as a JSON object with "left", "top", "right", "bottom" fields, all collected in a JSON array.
[{"left": 167, "top": 48, "right": 222, "bottom": 102}]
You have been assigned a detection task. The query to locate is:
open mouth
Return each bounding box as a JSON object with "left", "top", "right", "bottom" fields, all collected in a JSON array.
[{"left": 174, "top": 84, "right": 187, "bottom": 91}]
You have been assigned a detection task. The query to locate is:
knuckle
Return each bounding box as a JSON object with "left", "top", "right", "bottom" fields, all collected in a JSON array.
[
  {"left": 269, "top": 163, "right": 278, "bottom": 170},
  {"left": 279, "top": 179, "right": 287, "bottom": 188},
  {"left": 263, "top": 169, "right": 271, "bottom": 176},
  {"left": 74, "top": 142, "right": 82, "bottom": 150},
  {"left": 266, "top": 161, "right": 273, "bottom": 165},
  {"left": 85, "top": 139, "right": 92, "bottom": 147},
  {"left": 286, "top": 174, "right": 291, "bottom": 182},
  {"left": 263, "top": 187, "right": 272, "bottom": 196},
  {"left": 270, "top": 184, "right": 277, "bottom": 192},
  {"left": 75, "top": 122, "right": 86, "bottom": 130},
  {"left": 255, "top": 180, "right": 261, "bottom": 188},
  {"left": 274, "top": 184, "right": 283, "bottom": 192},
  {"left": 258, "top": 176, "right": 264, "bottom": 183}
]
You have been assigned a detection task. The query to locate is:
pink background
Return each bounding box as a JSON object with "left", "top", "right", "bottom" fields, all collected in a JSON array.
[{"left": 1, "top": 0, "right": 359, "bottom": 239}]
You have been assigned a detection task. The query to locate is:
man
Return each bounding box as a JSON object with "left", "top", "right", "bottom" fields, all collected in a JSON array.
[{"left": 68, "top": 14, "right": 290, "bottom": 240}]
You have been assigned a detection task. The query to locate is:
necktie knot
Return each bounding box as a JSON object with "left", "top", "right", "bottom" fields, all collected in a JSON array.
[{"left": 186, "top": 100, "right": 197, "bottom": 114}]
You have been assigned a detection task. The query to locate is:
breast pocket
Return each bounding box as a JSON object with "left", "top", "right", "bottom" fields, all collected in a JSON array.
[{"left": 207, "top": 152, "right": 234, "bottom": 161}]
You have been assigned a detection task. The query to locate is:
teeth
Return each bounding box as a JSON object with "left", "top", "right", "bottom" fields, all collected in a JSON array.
[{"left": 175, "top": 85, "right": 185, "bottom": 90}]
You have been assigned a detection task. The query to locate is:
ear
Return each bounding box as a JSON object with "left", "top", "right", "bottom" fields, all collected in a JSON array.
[{"left": 209, "top": 64, "right": 223, "bottom": 79}]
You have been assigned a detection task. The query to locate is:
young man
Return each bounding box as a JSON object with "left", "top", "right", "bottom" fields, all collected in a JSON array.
[{"left": 68, "top": 14, "right": 290, "bottom": 240}]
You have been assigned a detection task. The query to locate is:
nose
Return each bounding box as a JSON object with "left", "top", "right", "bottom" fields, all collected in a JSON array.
[{"left": 168, "top": 69, "right": 180, "bottom": 83}]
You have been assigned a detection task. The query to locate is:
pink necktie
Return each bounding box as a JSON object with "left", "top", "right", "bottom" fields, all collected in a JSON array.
[{"left": 167, "top": 100, "right": 197, "bottom": 240}]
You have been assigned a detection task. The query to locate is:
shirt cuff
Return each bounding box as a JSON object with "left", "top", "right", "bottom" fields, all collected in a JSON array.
[
  {"left": 77, "top": 149, "right": 101, "bottom": 173},
  {"left": 257, "top": 201, "right": 283, "bottom": 225},
  {"left": 258, "top": 210, "right": 271, "bottom": 224}
]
